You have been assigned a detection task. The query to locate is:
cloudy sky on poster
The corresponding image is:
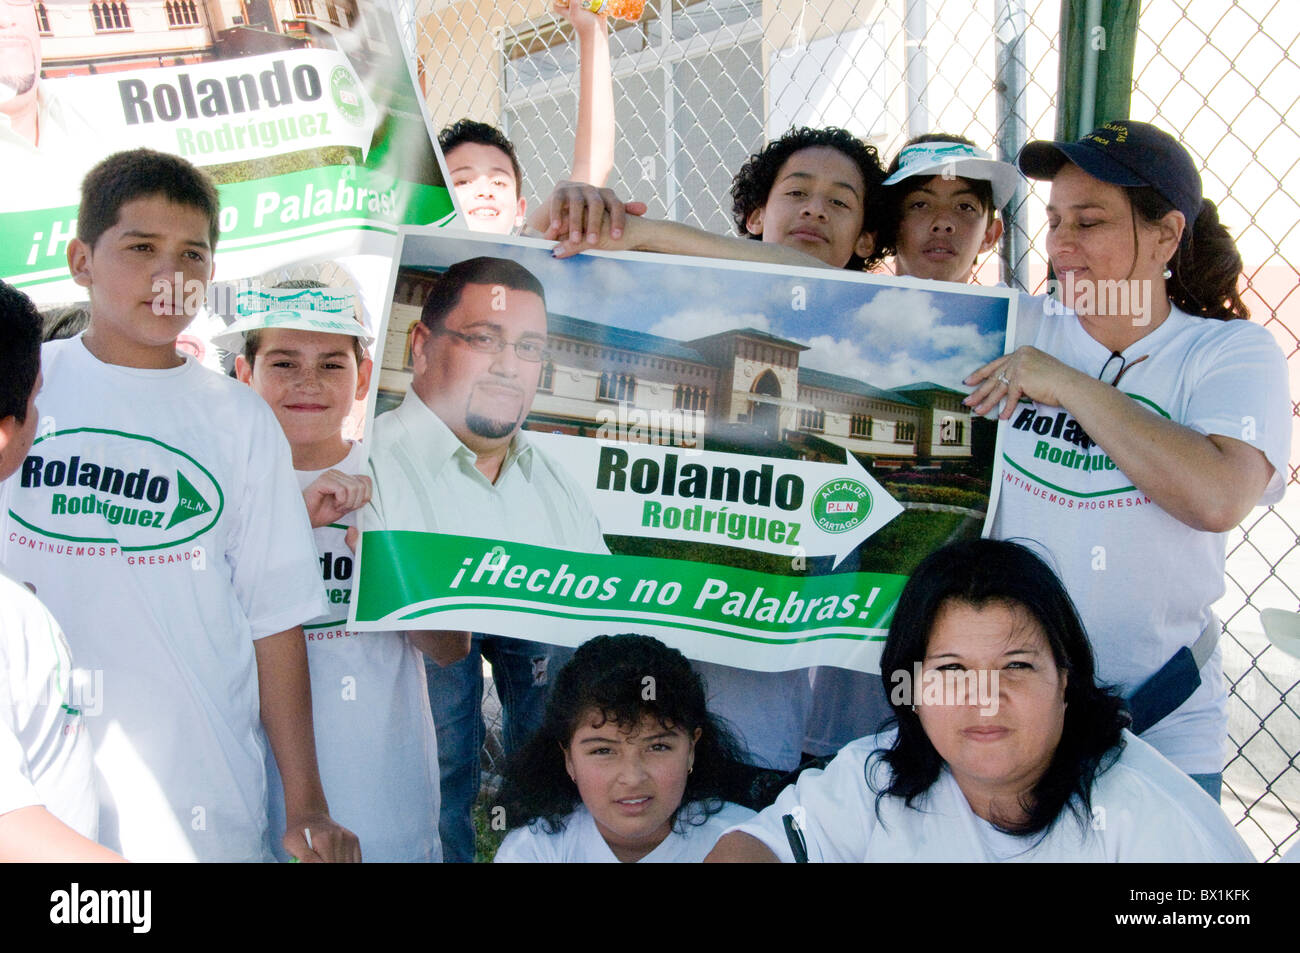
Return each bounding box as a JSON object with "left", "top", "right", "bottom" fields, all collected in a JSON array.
[{"left": 397, "top": 233, "right": 1010, "bottom": 391}]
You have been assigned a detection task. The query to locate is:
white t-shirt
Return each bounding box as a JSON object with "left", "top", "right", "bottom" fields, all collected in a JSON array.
[
  {"left": 265, "top": 442, "right": 442, "bottom": 862},
  {"left": 729, "top": 730, "right": 1254, "bottom": 862},
  {"left": 992, "top": 305, "right": 1291, "bottom": 774},
  {"left": 0, "top": 567, "right": 97, "bottom": 838},
  {"left": 494, "top": 800, "right": 755, "bottom": 863},
  {"left": 0, "top": 336, "right": 328, "bottom": 861}
]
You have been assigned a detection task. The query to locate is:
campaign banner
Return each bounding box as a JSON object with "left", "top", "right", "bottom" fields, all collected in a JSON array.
[
  {"left": 350, "top": 229, "right": 1017, "bottom": 674},
  {"left": 1, "top": 0, "right": 453, "bottom": 306}
]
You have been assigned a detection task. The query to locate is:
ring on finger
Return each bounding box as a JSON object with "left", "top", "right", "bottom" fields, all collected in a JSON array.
[{"left": 996, "top": 372, "right": 1012, "bottom": 386}]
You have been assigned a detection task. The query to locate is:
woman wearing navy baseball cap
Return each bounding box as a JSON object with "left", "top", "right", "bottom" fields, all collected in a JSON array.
[{"left": 964, "top": 120, "right": 1291, "bottom": 801}]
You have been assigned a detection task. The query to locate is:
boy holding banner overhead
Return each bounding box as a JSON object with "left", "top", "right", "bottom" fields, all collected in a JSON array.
[{"left": 532, "top": 125, "right": 890, "bottom": 804}]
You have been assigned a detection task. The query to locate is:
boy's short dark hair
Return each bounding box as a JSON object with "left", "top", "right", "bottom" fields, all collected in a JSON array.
[
  {"left": 438, "top": 119, "right": 524, "bottom": 193},
  {"left": 242, "top": 279, "right": 366, "bottom": 368},
  {"left": 730, "top": 126, "right": 887, "bottom": 270},
  {"left": 875, "top": 133, "right": 996, "bottom": 258},
  {"left": 0, "top": 280, "right": 44, "bottom": 424},
  {"left": 420, "top": 257, "right": 546, "bottom": 331},
  {"left": 77, "top": 148, "right": 221, "bottom": 252}
]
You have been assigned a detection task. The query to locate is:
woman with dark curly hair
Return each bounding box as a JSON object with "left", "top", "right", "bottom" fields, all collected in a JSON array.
[
  {"left": 708, "top": 539, "right": 1253, "bottom": 862},
  {"left": 538, "top": 126, "right": 886, "bottom": 272},
  {"left": 494, "top": 633, "right": 754, "bottom": 862}
]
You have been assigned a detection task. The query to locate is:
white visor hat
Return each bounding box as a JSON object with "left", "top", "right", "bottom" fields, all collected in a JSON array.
[
  {"left": 882, "top": 141, "right": 1023, "bottom": 209},
  {"left": 212, "top": 286, "right": 374, "bottom": 352}
]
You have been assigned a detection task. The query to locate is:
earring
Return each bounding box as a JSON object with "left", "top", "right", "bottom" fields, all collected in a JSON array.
[
  {"left": 1162, "top": 266, "right": 1172, "bottom": 279},
  {"left": 911, "top": 704, "right": 918, "bottom": 713}
]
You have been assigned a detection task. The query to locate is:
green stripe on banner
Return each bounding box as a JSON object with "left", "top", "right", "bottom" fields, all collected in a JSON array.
[
  {"left": 397, "top": 603, "right": 886, "bottom": 645},
  {"left": 0, "top": 167, "right": 453, "bottom": 283},
  {"left": 355, "top": 531, "right": 908, "bottom": 640}
]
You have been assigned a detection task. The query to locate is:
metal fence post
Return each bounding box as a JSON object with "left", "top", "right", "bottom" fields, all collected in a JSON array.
[
  {"left": 904, "top": 0, "right": 930, "bottom": 138},
  {"left": 994, "top": 0, "right": 1031, "bottom": 291}
]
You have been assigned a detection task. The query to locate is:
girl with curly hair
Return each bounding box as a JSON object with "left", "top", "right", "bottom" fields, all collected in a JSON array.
[{"left": 494, "top": 633, "right": 754, "bottom": 862}]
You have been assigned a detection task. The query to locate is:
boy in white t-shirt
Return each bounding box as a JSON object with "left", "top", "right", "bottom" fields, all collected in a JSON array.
[
  {"left": 226, "top": 284, "right": 449, "bottom": 861},
  {"left": 0, "top": 280, "right": 120, "bottom": 862},
  {"left": 0, "top": 149, "right": 359, "bottom": 862}
]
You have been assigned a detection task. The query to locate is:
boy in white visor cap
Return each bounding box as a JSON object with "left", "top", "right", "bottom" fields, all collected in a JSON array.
[
  {"left": 876, "top": 134, "right": 1022, "bottom": 283},
  {"left": 222, "top": 284, "right": 449, "bottom": 862}
]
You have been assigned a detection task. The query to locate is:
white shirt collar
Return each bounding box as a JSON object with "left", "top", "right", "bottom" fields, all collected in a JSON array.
[{"left": 394, "top": 389, "right": 535, "bottom": 484}]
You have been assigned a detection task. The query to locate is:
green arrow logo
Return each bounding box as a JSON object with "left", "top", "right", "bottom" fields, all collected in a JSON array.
[{"left": 166, "top": 471, "right": 213, "bottom": 530}]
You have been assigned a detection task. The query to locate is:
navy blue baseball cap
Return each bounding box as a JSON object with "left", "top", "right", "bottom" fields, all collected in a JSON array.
[{"left": 1018, "top": 120, "right": 1203, "bottom": 237}]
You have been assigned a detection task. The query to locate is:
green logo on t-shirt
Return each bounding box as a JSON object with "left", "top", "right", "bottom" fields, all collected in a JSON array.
[
  {"left": 10, "top": 429, "right": 224, "bottom": 551},
  {"left": 167, "top": 471, "right": 214, "bottom": 530},
  {"left": 1003, "top": 394, "right": 1171, "bottom": 498}
]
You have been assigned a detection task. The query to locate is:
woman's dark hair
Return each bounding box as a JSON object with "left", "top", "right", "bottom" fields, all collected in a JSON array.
[
  {"left": 498, "top": 633, "right": 749, "bottom": 835},
  {"left": 1127, "top": 188, "right": 1248, "bottom": 321},
  {"left": 729, "top": 126, "right": 887, "bottom": 270},
  {"left": 873, "top": 133, "right": 996, "bottom": 259},
  {"left": 872, "top": 538, "right": 1127, "bottom": 837}
]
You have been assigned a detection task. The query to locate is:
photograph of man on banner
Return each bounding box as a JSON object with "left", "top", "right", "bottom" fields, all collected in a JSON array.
[
  {"left": 366, "top": 255, "right": 606, "bottom": 555},
  {"left": 351, "top": 228, "right": 1017, "bottom": 680}
]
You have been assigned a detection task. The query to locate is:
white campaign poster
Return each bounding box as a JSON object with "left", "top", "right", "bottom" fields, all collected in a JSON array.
[{"left": 350, "top": 228, "right": 1017, "bottom": 675}]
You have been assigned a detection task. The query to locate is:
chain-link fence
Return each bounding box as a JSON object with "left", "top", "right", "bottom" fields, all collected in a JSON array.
[
  {"left": 407, "top": 0, "right": 1300, "bottom": 860},
  {"left": 1130, "top": 0, "right": 1300, "bottom": 863}
]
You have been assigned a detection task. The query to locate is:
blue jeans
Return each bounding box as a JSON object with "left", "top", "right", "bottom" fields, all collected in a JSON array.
[
  {"left": 1189, "top": 772, "right": 1222, "bottom": 803},
  {"left": 424, "top": 635, "right": 565, "bottom": 862}
]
